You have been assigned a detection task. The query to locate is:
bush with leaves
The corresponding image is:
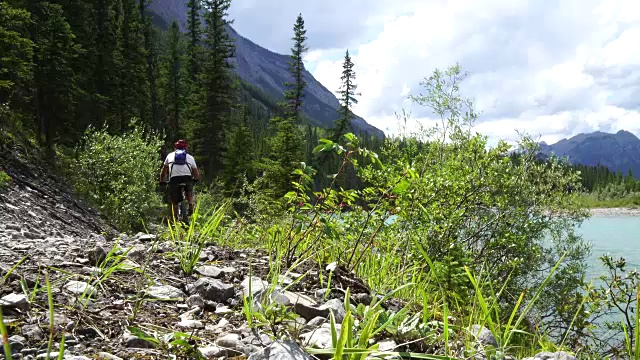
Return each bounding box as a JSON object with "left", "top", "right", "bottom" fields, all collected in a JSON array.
[
  {"left": 73, "top": 123, "right": 163, "bottom": 231},
  {"left": 356, "top": 64, "right": 591, "bottom": 341},
  {"left": 0, "top": 170, "right": 10, "bottom": 190}
]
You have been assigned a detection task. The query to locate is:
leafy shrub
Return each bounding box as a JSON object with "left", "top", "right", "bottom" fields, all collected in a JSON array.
[
  {"left": 0, "top": 170, "right": 11, "bottom": 190},
  {"left": 73, "top": 124, "right": 162, "bottom": 232}
]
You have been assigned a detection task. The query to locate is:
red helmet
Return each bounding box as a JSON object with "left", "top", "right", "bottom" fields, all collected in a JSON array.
[{"left": 174, "top": 139, "right": 188, "bottom": 149}]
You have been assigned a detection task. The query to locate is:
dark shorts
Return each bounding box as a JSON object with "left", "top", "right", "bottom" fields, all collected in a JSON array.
[{"left": 168, "top": 176, "right": 193, "bottom": 204}]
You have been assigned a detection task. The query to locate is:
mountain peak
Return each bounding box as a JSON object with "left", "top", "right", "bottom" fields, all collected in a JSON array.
[
  {"left": 148, "top": 1, "right": 384, "bottom": 138},
  {"left": 537, "top": 130, "right": 640, "bottom": 178}
]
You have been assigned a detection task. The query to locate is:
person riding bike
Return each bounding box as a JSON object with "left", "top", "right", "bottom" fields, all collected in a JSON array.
[{"left": 159, "top": 139, "right": 200, "bottom": 219}]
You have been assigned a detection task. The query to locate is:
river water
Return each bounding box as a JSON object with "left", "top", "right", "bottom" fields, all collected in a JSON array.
[{"left": 578, "top": 215, "right": 640, "bottom": 280}]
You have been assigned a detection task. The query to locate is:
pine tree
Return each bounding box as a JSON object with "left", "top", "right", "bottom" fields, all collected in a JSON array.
[
  {"left": 224, "top": 105, "right": 255, "bottom": 190},
  {"left": 93, "top": 0, "right": 121, "bottom": 127},
  {"left": 159, "top": 20, "right": 184, "bottom": 139},
  {"left": 139, "top": 0, "right": 159, "bottom": 129},
  {"left": 0, "top": 2, "right": 34, "bottom": 126},
  {"left": 332, "top": 49, "right": 358, "bottom": 142},
  {"left": 185, "top": 0, "right": 202, "bottom": 84},
  {"left": 189, "top": 0, "right": 235, "bottom": 180},
  {"left": 283, "top": 13, "right": 307, "bottom": 122},
  {"left": 259, "top": 14, "right": 308, "bottom": 197},
  {"left": 118, "top": 0, "right": 149, "bottom": 129},
  {"left": 31, "top": 2, "right": 79, "bottom": 156}
]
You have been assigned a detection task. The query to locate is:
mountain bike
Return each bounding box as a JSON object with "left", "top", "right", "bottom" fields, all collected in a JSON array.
[
  {"left": 161, "top": 179, "right": 194, "bottom": 225},
  {"left": 174, "top": 181, "right": 190, "bottom": 224}
]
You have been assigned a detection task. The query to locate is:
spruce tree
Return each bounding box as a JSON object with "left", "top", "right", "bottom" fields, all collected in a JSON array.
[
  {"left": 185, "top": 0, "right": 202, "bottom": 84},
  {"left": 190, "top": 0, "right": 235, "bottom": 180},
  {"left": 333, "top": 49, "right": 358, "bottom": 142},
  {"left": 224, "top": 105, "right": 255, "bottom": 190},
  {"left": 139, "top": 0, "right": 159, "bottom": 129},
  {"left": 0, "top": 2, "right": 34, "bottom": 126},
  {"left": 118, "top": 0, "right": 149, "bottom": 129},
  {"left": 31, "top": 2, "right": 79, "bottom": 156},
  {"left": 284, "top": 13, "right": 308, "bottom": 122},
  {"left": 259, "top": 14, "right": 308, "bottom": 197},
  {"left": 159, "top": 20, "right": 184, "bottom": 139}
]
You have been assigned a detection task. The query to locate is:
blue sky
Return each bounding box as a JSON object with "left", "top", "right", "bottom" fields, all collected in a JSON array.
[{"left": 229, "top": 0, "right": 640, "bottom": 144}]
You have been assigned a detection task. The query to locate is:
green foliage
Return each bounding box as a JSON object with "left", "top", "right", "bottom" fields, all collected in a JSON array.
[
  {"left": 571, "top": 255, "right": 640, "bottom": 358},
  {"left": 257, "top": 116, "right": 305, "bottom": 199},
  {"left": 166, "top": 200, "right": 228, "bottom": 275},
  {"left": 0, "top": 1, "right": 34, "bottom": 134},
  {"left": 0, "top": 170, "right": 11, "bottom": 190},
  {"left": 73, "top": 123, "right": 163, "bottom": 231},
  {"left": 0, "top": 2, "right": 33, "bottom": 100}
]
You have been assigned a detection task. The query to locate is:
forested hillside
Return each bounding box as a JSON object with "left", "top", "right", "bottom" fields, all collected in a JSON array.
[{"left": 0, "top": 0, "right": 382, "bottom": 192}]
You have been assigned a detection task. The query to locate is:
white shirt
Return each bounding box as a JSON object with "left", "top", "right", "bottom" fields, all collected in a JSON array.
[{"left": 164, "top": 151, "right": 198, "bottom": 178}]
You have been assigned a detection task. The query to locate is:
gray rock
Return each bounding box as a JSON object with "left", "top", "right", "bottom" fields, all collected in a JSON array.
[
  {"left": 192, "top": 278, "right": 234, "bottom": 303},
  {"left": 36, "top": 352, "right": 60, "bottom": 359},
  {"left": 127, "top": 244, "right": 148, "bottom": 263},
  {"left": 64, "top": 281, "right": 97, "bottom": 297},
  {"left": 248, "top": 340, "right": 311, "bottom": 360},
  {"left": 294, "top": 298, "right": 345, "bottom": 322},
  {"left": 243, "top": 334, "right": 273, "bottom": 346},
  {"left": 523, "top": 351, "right": 577, "bottom": 360},
  {"left": 9, "top": 335, "right": 26, "bottom": 353},
  {"left": 215, "top": 305, "right": 233, "bottom": 315},
  {"left": 305, "top": 316, "right": 327, "bottom": 329},
  {"left": 196, "top": 265, "right": 223, "bottom": 278},
  {"left": 199, "top": 346, "right": 224, "bottom": 358},
  {"left": 23, "top": 231, "right": 42, "bottom": 240},
  {"left": 220, "top": 266, "right": 237, "bottom": 274},
  {"left": 351, "top": 293, "right": 372, "bottom": 305},
  {"left": 146, "top": 285, "right": 185, "bottom": 300},
  {"left": 123, "top": 332, "right": 156, "bottom": 348},
  {"left": 88, "top": 246, "right": 107, "bottom": 266},
  {"left": 134, "top": 232, "right": 156, "bottom": 242},
  {"left": 377, "top": 339, "right": 396, "bottom": 352},
  {"left": 186, "top": 294, "right": 204, "bottom": 308},
  {"left": 22, "top": 324, "right": 44, "bottom": 341},
  {"left": 216, "top": 333, "right": 243, "bottom": 349},
  {"left": 5, "top": 223, "right": 21, "bottom": 231},
  {"left": 301, "top": 327, "right": 333, "bottom": 349},
  {"left": 68, "top": 357, "right": 91, "bottom": 360},
  {"left": 97, "top": 352, "right": 124, "bottom": 360},
  {"left": 177, "top": 319, "right": 204, "bottom": 329},
  {"left": 0, "top": 293, "right": 30, "bottom": 312},
  {"left": 241, "top": 276, "right": 269, "bottom": 297},
  {"left": 470, "top": 325, "right": 498, "bottom": 348},
  {"left": 319, "top": 299, "right": 346, "bottom": 323}
]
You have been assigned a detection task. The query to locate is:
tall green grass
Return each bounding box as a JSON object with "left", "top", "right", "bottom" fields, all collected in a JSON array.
[{"left": 166, "top": 200, "right": 228, "bottom": 275}]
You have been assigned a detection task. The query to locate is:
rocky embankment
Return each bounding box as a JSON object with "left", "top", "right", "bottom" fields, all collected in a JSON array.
[
  {"left": 0, "top": 229, "right": 577, "bottom": 360},
  {"left": 0, "top": 143, "right": 577, "bottom": 360}
]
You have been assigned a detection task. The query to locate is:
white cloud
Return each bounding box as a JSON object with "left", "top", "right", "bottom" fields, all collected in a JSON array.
[{"left": 292, "top": 0, "right": 640, "bottom": 143}]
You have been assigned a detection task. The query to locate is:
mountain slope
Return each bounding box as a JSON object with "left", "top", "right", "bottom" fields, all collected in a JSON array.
[
  {"left": 538, "top": 130, "right": 640, "bottom": 178},
  {"left": 148, "top": 1, "right": 384, "bottom": 138}
]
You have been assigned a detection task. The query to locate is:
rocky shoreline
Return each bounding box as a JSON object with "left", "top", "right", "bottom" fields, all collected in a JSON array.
[
  {"left": 589, "top": 207, "right": 640, "bottom": 217},
  {"left": 0, "top": 227, "right": 577, "bottom": 360}
]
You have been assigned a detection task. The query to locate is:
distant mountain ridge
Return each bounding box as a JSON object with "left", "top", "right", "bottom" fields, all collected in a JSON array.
[
  {"left": 537, "top": 130, "right": 640, "bottom": 178},
  {"left": 148, "top": 0, "right": 384, "bottom": 138}
]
